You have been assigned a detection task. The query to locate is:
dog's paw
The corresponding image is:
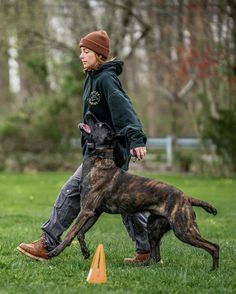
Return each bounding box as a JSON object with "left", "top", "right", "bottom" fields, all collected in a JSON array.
[
  {"left": 83, "top": 251, "right": 90, "bottom": 259},
  {"left": 48, "top": 249, "right": 58, "bottom": 258}
]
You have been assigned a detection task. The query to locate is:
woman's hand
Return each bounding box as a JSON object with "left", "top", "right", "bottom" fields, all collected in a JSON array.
[{"left": 130, "top": 146, "right": 147, "bottom": 160}]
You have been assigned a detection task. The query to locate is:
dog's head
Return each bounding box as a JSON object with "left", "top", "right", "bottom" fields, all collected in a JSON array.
[{"left": 79, "top": 112, "right": 117, "bottom": 147}]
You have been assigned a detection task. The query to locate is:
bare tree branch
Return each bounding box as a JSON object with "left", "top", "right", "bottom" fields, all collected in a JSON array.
[{"left": 178, "top": 78, "right": 195, "bottom": 98}]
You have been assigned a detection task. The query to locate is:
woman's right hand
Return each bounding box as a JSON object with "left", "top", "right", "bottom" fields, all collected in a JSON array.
[{"left": 130, "top": 146, "right": 147, "bottom": 160}]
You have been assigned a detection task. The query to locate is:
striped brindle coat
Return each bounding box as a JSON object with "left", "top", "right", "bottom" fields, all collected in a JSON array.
[{"left": 49, "top": 112, "right": 219, "bottom": 270}]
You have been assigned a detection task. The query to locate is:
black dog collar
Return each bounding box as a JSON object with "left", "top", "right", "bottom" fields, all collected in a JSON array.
[{"left": 86, "top": 142, "right": 113, "bottom": 150}]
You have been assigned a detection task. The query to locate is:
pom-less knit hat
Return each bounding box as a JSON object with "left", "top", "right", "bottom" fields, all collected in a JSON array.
[{"left": 79, "top": 30, "right": 110, "bottom": 59}]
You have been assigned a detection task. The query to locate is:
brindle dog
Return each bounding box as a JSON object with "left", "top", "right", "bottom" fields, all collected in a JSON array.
[{"left": 49, "top": 112, "right": 219, "bottom": 270}]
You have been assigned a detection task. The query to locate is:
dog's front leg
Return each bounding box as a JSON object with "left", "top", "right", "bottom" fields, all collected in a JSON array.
[
  {"left": 77, "top": 212, "right": 102, "bottom": 259},
  {"left": 48, "top": 210, "right": 94, "bottom": 258}
]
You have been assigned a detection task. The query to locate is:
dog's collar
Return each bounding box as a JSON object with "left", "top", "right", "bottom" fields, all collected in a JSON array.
[
  {"left": 86, "top": 142, "right": 113, "bottom": 150},
  {"left": 85, "top": 142, "right": 115, "bottom": 161}
]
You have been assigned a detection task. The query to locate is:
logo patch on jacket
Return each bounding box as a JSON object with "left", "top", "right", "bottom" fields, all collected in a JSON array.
[{"left": 89, "top": 91, "right": 101, "bottom": 105}]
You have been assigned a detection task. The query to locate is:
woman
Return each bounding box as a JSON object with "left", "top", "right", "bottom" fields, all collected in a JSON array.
[{"left": 17, "top": 30, "right": 150, "bottom": 264}]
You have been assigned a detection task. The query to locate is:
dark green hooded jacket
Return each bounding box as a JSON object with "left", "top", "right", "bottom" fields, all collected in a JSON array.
[{"left": 82, "top": 60, "right": 147, "bottom": 170}]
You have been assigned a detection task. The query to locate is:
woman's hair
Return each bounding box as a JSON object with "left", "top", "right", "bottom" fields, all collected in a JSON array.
[
  {"left": 85, "top": 53, "right": 115, "bottom": 72},
  {"left": 95, "top": 53, "right": 107, "bottom": 65}
]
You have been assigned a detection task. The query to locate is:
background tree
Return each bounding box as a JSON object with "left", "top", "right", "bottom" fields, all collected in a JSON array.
[{"left": 0, "top": 0, "right": 235, "bottom": 172}]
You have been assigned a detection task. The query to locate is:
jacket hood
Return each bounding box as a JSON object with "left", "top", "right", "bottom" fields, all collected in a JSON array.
[{"left": 93, "top": 60, "right": 124, "bottom": 76}]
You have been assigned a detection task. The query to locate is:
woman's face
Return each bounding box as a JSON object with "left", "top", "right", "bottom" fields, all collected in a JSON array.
[{"left": 80, "top": 47, "right": 97, "bottom": 70}]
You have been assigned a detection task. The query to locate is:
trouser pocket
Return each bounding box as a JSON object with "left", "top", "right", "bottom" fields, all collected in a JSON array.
[{"left": 55, "top": 177, "right": 81, "bottom": 209}]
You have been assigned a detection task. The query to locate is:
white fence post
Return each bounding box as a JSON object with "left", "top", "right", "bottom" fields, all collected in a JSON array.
[{"left": 166, "top": 136, "right": 173, "bottom": 166}]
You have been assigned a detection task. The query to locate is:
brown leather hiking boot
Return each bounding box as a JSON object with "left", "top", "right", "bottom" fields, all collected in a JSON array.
[
  {"left": 124, "top": 252, "right": 151, "bottom": 264},
  {"left": 17, "top": 234, "right": 50, "bottom": 261}
]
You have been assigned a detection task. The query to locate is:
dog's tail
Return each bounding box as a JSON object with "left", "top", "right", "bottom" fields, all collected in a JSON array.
[{"left": 188, "top": 197, "right": 217, "bottom": 215}]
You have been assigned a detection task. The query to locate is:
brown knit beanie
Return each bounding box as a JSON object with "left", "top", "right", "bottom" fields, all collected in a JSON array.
[{"left": 79, "top": 30, "right": 110, "bottom": 59}]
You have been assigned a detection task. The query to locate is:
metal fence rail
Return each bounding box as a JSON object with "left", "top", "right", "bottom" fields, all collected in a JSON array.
[
  {"left": 147, "top": 137, "right": 212, "bottom": 165},
  {"left": 70, "top": 137, "right": 212, "bottom": 166}
]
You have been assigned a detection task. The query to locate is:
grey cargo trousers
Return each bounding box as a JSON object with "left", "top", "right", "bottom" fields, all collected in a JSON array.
[{"left": 42, "top": 164, "right": 150, "bottom": 253}]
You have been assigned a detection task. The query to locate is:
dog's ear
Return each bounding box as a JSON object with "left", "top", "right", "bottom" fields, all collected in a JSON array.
[{"left": 104, "top": 131, "right": 123, "bottom": 143}]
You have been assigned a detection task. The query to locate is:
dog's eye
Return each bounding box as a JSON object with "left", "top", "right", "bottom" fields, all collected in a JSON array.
[{"left": 96, "top": 123, "right": 103, "bottom": 128}]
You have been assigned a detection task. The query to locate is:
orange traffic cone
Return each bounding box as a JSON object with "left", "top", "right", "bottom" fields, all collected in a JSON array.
[{"left": 86, "top": 244, "right": 107, "bottom": 284}]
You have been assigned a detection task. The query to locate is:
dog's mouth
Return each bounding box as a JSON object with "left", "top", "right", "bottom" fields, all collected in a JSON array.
[{"left": 79, "top": 123, "right": 91, "bottom": 134}]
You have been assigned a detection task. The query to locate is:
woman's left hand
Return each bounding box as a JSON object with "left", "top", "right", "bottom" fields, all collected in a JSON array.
[{"left": 130, "top": 146, "right": 147, "bottom": 160}]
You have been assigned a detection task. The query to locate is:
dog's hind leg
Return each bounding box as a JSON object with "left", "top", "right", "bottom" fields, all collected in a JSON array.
[
  {"left": 77, "top": 212, "right": 101, "bottom": 259},
  {"left": 148, "top": 215, "right": 171, "bottom": 263},
  {"left": 171, "top": 210, "right": 219, "bottom": 270}
]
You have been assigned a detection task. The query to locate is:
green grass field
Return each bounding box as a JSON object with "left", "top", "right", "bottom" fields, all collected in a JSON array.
[{"left": 0, "top": 171, "right": 235, "bottom": 294}]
